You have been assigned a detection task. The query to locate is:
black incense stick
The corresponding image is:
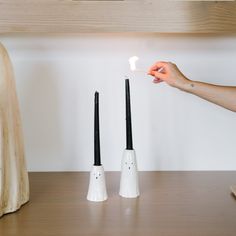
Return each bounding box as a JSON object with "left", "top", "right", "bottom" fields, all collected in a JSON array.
[
  {"left": 94, "top": 91, "right": 101, "bottom": 166},
  {"left": 125, "top": 79, "right": 133, "bottom": 150}
]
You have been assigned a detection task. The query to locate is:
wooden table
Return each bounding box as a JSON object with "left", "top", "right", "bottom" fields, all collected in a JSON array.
[{"left": 0, "top": 172, "right": 236, "bottom": 236}]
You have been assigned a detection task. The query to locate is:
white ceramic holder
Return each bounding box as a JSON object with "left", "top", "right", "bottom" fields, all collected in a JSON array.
[
  {"left": 87, "top": 165, "right": 108, "bottom": 202},
  {"left": 119, "top": 149, "right": 140, "bottom": 198}
]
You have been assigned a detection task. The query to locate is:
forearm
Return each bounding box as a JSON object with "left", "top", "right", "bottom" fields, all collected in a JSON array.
[
  {"left": 181, "top": 80, "right": 236, "bottom": 112},
  {"left": 149, "top": 61, "right": 236, "bottom": 112}
]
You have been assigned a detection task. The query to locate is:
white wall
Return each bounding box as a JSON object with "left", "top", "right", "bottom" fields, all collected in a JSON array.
[{"left": 0, "top": 33, "right": 236, "bottom": 171}]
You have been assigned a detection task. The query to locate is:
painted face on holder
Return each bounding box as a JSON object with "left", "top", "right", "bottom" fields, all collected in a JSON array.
[
  {"left": 93, "top": 171, "right": 103, "bottom": 181},
  {"left": 123, "top": 156, "right": 137, "bottom": 173}
]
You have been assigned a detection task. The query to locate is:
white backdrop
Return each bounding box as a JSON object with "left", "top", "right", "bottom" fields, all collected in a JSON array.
[{"left": 0, "top": 33, "right": 236, "bottom": 171}]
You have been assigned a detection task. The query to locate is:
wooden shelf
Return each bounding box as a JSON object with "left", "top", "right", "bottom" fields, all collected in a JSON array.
[
  {"left": 0, "top": 1, "right": 236, "bottom": 33},
  {"left": 0, "top": 172, "right": 236, "bottom": 235}
]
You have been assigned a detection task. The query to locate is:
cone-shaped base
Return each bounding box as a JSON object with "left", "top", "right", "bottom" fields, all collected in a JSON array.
[
  {"left": 119, "top": 149, "right": 140, "bottom": 198},
  {"left": 87, "top": 165, "right": 108, "bottom": 202}
]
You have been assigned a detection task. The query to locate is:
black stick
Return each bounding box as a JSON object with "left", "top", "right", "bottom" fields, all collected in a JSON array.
[
  {"left": 125, "top": 79, "right": 133, "bottom": 150},
  {"left": 94, "top": 91, "right": 101, "bottom": 166}
]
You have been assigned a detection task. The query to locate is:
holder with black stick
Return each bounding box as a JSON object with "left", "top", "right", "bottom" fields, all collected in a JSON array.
[
  {"left": 119, "top": 78, "right": 140, "bottom": 198},
  {"left": 87, "top": 92, "right": 108, "bottom": 202}
]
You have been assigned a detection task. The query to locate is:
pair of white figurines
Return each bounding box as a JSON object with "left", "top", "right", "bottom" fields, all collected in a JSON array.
[
  {"left": 87, "top": 81, "right": 139, "bottom": 201},
  {"left": 87, "top": 149, "right": 139, "bottom": 201}
]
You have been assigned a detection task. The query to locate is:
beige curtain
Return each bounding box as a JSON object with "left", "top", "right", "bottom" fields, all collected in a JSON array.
[{"left": 0, "top": 43, "right": 29, "bottom": 217}]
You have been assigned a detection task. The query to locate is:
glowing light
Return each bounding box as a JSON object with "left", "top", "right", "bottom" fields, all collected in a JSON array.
[{"left": 129, "top": 56, "right": 139, "bottom": 71}]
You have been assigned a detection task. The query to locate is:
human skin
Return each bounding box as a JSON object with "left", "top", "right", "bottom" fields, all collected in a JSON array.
[{"left": 148, "top": 61, "right": 236, "bottom": 112}]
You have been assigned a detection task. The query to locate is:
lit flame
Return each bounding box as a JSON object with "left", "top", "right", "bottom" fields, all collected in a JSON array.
[{"left": 129, "top": 56, "right": 139, "bottom": 71}]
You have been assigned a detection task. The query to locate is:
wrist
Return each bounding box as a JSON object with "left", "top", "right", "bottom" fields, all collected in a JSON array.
[
  {"left": 182, "top": 80, "right": 197, "bottom": 93},
  {"left": 174, "top": 77, "right": 193, "bottom": 92}
]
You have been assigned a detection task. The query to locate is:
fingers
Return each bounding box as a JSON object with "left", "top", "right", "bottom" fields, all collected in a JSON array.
[
  {"left": 150, "top": 71, "right": 166, "bottom": 80},
  {"left": 148, "top": 61, "right": 167, "bottom": 75},
  {"left": 153, "top": 78, "right": 163, "bottom": 84},
  {"left": 148, "top": 61, "right": 184, "bottom": 88}
]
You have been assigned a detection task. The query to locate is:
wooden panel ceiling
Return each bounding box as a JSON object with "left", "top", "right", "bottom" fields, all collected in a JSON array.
[{"left": 0, "top": 0, "right": 236, "bottom": 33}]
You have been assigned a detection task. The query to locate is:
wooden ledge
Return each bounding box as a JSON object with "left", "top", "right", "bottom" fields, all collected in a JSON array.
[{"left": 0, "top": 1, "right": 236, "bottom": 33}]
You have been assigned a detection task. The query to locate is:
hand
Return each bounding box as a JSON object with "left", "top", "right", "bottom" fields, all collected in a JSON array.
[{"left": 148, "top": 61, "right": 190, "bottom": 90}]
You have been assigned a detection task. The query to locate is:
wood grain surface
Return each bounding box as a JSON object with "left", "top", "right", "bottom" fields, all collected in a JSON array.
[
  {"left": 0, "top": 172, "right": 236, "bottom": 235},
  {"left": 0, "top": 1, "right": 236, "bottom": 33}
]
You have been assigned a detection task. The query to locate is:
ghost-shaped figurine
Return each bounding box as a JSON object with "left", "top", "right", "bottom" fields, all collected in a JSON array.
[
  {"left": 119, "top": 149, "right": 140, "bottom": 198},
  {"left": 87, "top": 165, "right": 108, "bottom": 202}
]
